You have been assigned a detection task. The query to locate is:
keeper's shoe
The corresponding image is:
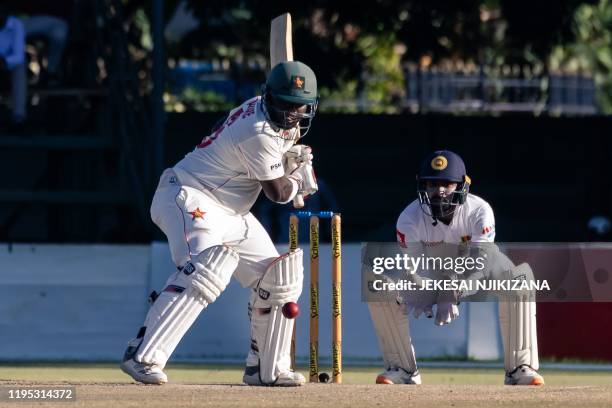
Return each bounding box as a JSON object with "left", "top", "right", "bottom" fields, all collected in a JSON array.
[
  {"left": 376, "top": 367, "right": 421, "bottom": 384},
  {"left": 504, "top": 365, "right": 545, "bottom": 386},
  {"left": 120, "top": 358, "right": 168, "bottom": 385},
  {"left": 243, "top": 365, "right": 305, "bottom": 387}
]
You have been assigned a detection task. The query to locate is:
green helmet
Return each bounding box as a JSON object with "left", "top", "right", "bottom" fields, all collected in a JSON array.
[
  {"left": 266, "top": 61, "right": 318, "bottom": 104},
  {"left": 263, "top": 61, "right": 319, "bottom": 135}
]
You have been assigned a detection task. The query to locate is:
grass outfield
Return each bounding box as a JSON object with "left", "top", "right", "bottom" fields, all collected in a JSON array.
[
  {"left": 1, "top": 364, "right": 612, "bottom": 408},
  {"left": 1, "top": 363, "right": 612, "bottom": 385}
]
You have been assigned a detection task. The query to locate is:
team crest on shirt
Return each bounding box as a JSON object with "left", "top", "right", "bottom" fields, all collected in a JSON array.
[
  {"left": 188, "top": 207, "right": 205, "bottom": 220},
  {"left": 431, "top": 155, "right": 448, "bottom": 170}
]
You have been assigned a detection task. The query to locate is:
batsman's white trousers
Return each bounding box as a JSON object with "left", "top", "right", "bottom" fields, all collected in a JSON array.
[{"left": 151, "top": 168, "right": 279, "bottom": 288}]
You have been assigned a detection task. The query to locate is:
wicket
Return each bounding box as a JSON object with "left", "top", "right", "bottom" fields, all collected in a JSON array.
[{"left": 289, "top": 211, "right": 342, "bottom": 384}]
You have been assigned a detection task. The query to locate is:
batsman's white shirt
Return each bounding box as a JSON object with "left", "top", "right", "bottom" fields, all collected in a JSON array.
[
  {"left": 173, "top": 96, "right": 297, "bottom": 215},
  {"left": 152, "top": 96, "right": 297, "bottom": 288},
  {"left": 396, "top": 194, "right": 496, "bottom": 245}
]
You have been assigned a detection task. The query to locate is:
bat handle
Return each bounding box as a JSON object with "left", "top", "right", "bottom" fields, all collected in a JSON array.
[{"left": 293, "top": 194, "right": 305, "bottom": 208}]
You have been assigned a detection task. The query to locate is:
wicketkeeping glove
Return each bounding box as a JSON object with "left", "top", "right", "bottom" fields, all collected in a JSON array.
[{"left": 434, "top": 302, "right": 460, "bottom": 326}]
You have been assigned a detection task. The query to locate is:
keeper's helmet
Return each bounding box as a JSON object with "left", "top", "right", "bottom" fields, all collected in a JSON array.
[
  {"left": 262, "top": 61, "right": 319, "bottom": 137},
  {"left": 417, "top": 150, "right": 471, "bottom": 221}
]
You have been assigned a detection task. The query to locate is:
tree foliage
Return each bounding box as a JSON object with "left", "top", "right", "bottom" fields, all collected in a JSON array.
[
  {"left": 550, "top": 0, "right": 612, "bottom": 112},
  {"left": 499, "top": 0, "right": 597, "bottom": 64},
  {"left": 123, "top": 0, "right": 606, "bottom": 111}
]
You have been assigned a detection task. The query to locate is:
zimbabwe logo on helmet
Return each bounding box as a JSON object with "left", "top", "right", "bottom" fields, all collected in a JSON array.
[
  {"left": 291, "top": 75, "right": 305, "bottom": 89},
  {"left": 263, "top": 61, "right": 319, "bottom": 136},
  {"left": 431, "top": 155, "right": 448, "bottom": 171}
]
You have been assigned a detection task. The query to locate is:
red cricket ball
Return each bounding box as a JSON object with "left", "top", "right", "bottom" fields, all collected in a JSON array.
[{"left": 282, "top": 302, "right": 300, "bottom": 319}]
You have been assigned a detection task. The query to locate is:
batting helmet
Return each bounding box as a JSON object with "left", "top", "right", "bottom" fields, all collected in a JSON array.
[
  {"left": 417, "top": 150, "right": 471, "bottom": 221},
  {"left": 262, "top": 61, "right": 319, "bottom": 137}
]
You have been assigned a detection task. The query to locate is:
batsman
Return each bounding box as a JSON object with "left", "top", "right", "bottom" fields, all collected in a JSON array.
[
  {"left": 369, "top": 150, "right": 545, "bottom": 386},
  {"left": 120, "top": 61, "right": 319, "bottom": 386}
]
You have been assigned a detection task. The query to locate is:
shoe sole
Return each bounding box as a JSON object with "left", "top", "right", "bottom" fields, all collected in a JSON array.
[
  {"left": 243, "top": 378, "right": 305, "bottom": 387},
  {"left": 243, "top": 381, "right": 304, "bottom": 387},
  {"left": 505, "top": 376, "right": 545, "bottom": 386},
  {"left": 120, "top": 363, "right": 167, "bottom": 385},
  {"left": 376, "top": 375, "right": 394, "bottom": 384}
]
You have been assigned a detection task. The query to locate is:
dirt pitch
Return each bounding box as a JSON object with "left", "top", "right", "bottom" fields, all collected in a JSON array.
[
  {"left": 1, "top": 365, "right": 612, "bottom": 408},
  {"left": 2, "top": 382, "right": 612, "bottom": 408}
]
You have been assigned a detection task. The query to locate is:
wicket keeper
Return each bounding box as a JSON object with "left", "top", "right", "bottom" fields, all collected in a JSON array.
[{"left": 368, "top": 150, "right": 545, "bottom": 386}]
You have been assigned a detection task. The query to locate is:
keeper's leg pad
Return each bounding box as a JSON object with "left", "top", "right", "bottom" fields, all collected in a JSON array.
[
  {"left": 134, "top": 245, "right": 239, "bottom": 366},
  {"left": 250, "top": 250, "right": 303, "bottom": 384},
  {"left": 498, "top": 263, "right": 539, "bottom": 371},
  {"left": 368, "top": 300, "right": 418, "bottom": 373}
]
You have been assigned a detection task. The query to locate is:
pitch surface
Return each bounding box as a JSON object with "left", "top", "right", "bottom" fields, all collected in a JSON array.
[{"left": 1, "top": 364, "right": 611, "bottom": 408}]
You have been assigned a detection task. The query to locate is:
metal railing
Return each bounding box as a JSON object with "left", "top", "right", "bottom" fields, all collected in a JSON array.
[
  {"left": 166, "top": 61, "right": 600, "bottom": 115},
  {"left": 404, "top": 67, "right": 597, "bottom": 115}
]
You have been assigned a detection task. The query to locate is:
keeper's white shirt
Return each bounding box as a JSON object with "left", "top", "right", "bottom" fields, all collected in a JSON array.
[
  {"left": 396, "top": 194, "right": 496, "bottom": 245},
  {"left": 173, "top": 96, "right": 297, "bottom": 215}
]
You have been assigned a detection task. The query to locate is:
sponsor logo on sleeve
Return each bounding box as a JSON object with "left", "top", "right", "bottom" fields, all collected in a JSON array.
[
  {"left": 482, "top": 226, "right": 494, "bottom": 234},
  {"left": 396, "top": 229, "right": 407, "bottom": 247}
]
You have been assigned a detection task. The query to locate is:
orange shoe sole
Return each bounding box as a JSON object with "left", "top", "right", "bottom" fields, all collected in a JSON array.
[{"left": 376, "top": 375, "right": 394, "bottom": 384}]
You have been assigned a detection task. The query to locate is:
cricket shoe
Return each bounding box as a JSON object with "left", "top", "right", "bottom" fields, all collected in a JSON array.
[
  {"left": 120, "top": 358, "right": 167, "bottom": 385},
  {"left": 504, "top": 365, "right": 545, "bottom": 386},
  {"left": 243, "top": 365, "right": 305, "bottom": 387},
  {"left": 376, "top": 367, "right": 421, "bottom": 384}
]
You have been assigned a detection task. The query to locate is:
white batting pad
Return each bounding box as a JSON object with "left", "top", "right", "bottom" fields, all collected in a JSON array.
[
  {"left": 254, "top": 249, "right": 303, "bottom": 307},
  {"left": 368, "top": 301, "right": 418, "bottom": 373},
  {"left": 250, "top": 250, "right": 303, "bottom": 384},
  {"left": 135, "top": 245, "right": 239, "bottom": 366},
  {"left": 498, "top": 263, "right": 539, "bottom": 371}
]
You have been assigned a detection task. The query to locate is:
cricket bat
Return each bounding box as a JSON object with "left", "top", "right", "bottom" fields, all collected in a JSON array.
[
  {"left": 270, "top": 13, "right": 305, "bottom": 209},
  {"left": 270, "top": 13, "right": 300, "bottom": 373}
]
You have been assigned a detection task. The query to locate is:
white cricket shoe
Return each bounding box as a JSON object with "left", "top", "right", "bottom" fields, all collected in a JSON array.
[
  {"left": 243, "top": 365, "right": 305, "bottom": 387},
  {"left": 376, "top": 367, "right": 421, "bottom": 384},
  {"left": 120, "top": 358, "right": 168, "bottom": 385},
  {"left": 504, "top": 365, "right": 545, "bottom": 386}
]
